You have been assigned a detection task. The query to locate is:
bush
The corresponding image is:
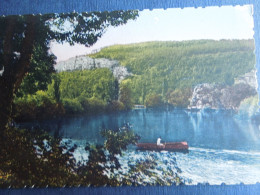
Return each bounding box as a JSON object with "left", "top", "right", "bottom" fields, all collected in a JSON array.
[
  {"left": 85, "top": 97, "right": 106, "bottom": 114},
  {"left": 107, "top": 100, "right": 125, "bottom": 112},
  {"left": 167, "top": 88, "right": 192, "bottom": 108},
  {"left": 14, "top": 98, "right": 38, "bottom": 121},
  {"left": 145, "top": 94, "right": 164, "bottom": 108},
  {"left": 77, "top": 96, "right": 107, "bottom": 114},
  {"left": 34, "top": 90, "right": 56, "bottom": 106},
  {"left": 62, "top": 98, "right": 84, "bottom": 115},
  {"left": 0, "top": 127, "right": 79, "bottom": 188},
  {"left": 14, "top": 91, "right": 65, "bottom": 121}
]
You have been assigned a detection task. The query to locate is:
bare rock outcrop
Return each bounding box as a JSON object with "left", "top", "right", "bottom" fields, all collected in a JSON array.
[
  {"left": 189, "top": 83, "right": 257, "bottom": 110},
  {"left": 55, "top": 55, "right": 131, "bottom": 81}
]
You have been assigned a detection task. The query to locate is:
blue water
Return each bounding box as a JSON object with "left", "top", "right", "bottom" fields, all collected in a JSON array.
[{"left": 20, "top": 109, "right": 260, "bottom": 184}]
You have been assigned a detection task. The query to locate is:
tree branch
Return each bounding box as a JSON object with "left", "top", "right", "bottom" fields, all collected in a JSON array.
[{"left": 14, "top": 15, "right": 37, "bottom": 92}]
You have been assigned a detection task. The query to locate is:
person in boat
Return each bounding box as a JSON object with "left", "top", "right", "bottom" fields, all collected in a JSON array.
[{"left": 157, "top": 136, "right": 165, "bottom": 148}]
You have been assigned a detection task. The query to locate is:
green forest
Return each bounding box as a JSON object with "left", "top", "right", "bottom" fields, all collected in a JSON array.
[
  {"left": 14, "top": 39, "right": 256, "bottom": 121},
  {"left": 91, "top": 40, "right": 255, "bottom": 106},
  {"left": 14, "top": 69, "right": 122, "bottom": 121},
  {"left": 1, "top": 11, "right": 150, "bottom": 188},
  {"left": 1, "top": 9, "right": 257, "bottom": 188}
]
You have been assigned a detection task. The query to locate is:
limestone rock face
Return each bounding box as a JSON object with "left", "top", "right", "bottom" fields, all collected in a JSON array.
[
  {"left": 189, "top": 83, "right": 257, "bottom": 110},
  {"left": 235, "top": 69, "right": 258, "bottom": 90},
  {"left": 189, "top": 70, "right": 258, "bottom": 110},
  {"left": 55, "top": 56, "right": 131, "bottom": 81}
]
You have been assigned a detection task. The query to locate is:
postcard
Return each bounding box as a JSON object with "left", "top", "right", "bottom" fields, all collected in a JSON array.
[{"left": 0, "top": 4, "right": 259, "bottom": 188}]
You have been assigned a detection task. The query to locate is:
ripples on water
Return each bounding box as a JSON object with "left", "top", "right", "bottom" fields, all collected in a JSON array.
[
  {"left": 20, "top": 109, "right": 260, "bottom": 185},
  {"left": 70, "top": 142, "right": 260, "bottom": 185},
  {"left": 176, "top": 147, "right": 260, "bottom": 184}
]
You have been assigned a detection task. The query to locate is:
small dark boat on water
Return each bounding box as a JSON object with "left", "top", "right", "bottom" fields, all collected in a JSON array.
[{"left": 136, "top": 141, "right": 189, "bottom": 153}]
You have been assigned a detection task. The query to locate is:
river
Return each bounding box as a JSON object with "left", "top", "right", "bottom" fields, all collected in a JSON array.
[{"left": 19, "top": 108, "right": 260, "bottom": 185}]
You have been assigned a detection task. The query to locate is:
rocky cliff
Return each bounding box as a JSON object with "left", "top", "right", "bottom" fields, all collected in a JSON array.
[
  {"left": 234, "top": 69, "right": 257, "bottom": 89},
  {"left": 189, "top": 70, "right": 258, "bottom": 110},
  {"left": 55, "top": 55, "right": 131, "bottom": 81},
  {"left": 189, "top": 83, "right": 257, "bottom": 110}
]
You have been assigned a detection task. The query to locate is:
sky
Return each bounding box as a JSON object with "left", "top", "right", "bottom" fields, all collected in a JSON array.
[{"left": 50, "top": 5, "right": 254, "bottom": 62}]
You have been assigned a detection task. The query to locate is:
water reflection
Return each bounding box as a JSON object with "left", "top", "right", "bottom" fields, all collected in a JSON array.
[{"left": 19, "top": 109, "right": 260, "bottom": 151}]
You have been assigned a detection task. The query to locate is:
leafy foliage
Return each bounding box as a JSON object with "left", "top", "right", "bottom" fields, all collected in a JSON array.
[
  {"left": 14, "top": 68, "right": 124, "bottom": 119},
  {"left": 145, "top": 94, "right": 164, "bottom": 108},
  {"left": 0, "top": 9, "right": 138, "bottom": 129},
  {"left": 0, "top": 127, "right": 78, "bottom": 188},
  {"left": 47, "top": 11, "right": 139, "bottom": 46},
  {"left": 17, "top": 44, "right": 56, "bottom": 96},
  {"left": 78, "top": 124, "right": 141, "bottom": 186},
  {"left": 119, "top": 81, "right": 133, "bottom": 110},
  {"left": 53, "top": 74, "right": 61, "bottom": 103},
  {"left": 90, "top": 40, "right": 255, "bottom": 105},
  {"left": 101, "top": 124, "right": 141, "bottom": 156},
  {"left": 58, "top": 69, "right": 117, "bottom": 102},
  {"left": 125, "top": 155, "right": 183, "bottom": 186},
  {"left": 13, "top": 90, "right": 65, "bottom": 122},
  {"left": 167, "top": 88, "right": 193, "bottom": 108},
  {"left": 0, "top": 125, "right": 142, "bottom": 188}
]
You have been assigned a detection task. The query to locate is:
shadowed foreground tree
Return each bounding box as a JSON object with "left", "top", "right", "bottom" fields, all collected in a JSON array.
[
  {"left": 0, "top": 11, "right": 185, "bottom": 188},
  {"left": 0, "top": 10, "right": 138, "bottom": 130},
  {"left": 0, "top": 128, "right": 79, "bottom": 187},
  {"left": 0, "top": 125, "right": 140, "bottom": 188},
  {"left": 77, "top": 125, "right": 141, "bottom": 186},
  {"left": 0, "top": 9, "right": 141, "bottom": 188}
]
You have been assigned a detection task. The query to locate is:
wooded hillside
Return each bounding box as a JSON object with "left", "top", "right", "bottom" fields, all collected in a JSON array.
[{"left": 90, "top": 40, "right": 255, "bottom": 105}]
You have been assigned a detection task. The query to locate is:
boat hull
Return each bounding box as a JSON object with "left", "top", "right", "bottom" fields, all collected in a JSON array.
[{"left": 136, "top": 142, "right": 189, "bottom": 152}]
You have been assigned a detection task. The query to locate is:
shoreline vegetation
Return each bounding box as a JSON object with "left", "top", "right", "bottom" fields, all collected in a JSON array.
[
  {"left": 2, "top": 9, "right": 258, "bottom": 188},
  {"left": 14, "top": 40, "right": 257, "bottom": 122},
  {"left": 3, "top": 39, "right": 258, "bottom": 188}
]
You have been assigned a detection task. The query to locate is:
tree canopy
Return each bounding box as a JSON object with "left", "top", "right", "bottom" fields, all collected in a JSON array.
[
  {"left": 90, "top": 40, "right": 255, "bottom": 105},
  {"left": 0, "top": 10, "right": 149, "bottom": 188},
  {"left": 0, "top": 10, "right": 138, "bottom": 129}
]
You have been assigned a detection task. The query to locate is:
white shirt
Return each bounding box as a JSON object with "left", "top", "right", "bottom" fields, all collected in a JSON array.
[{"left": 157, "top": 138, "right": 161, "bottom": 145}]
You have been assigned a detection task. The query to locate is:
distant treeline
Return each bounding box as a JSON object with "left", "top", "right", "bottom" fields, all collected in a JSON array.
[{"left": 14, "top": 40, "right": 255, "bottom": 121}]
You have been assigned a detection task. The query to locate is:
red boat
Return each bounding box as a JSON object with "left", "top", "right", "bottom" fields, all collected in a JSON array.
[{"left": 136, "top": 141, "right": 189, "bottom": 152}]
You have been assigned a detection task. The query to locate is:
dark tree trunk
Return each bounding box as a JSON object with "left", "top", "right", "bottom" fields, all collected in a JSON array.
[
  {"left": 0, "top": 16, "right": 37, "bottom": 130},
  {"left": 0, "top": 79, "right": 15, "bottom": 130}
]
